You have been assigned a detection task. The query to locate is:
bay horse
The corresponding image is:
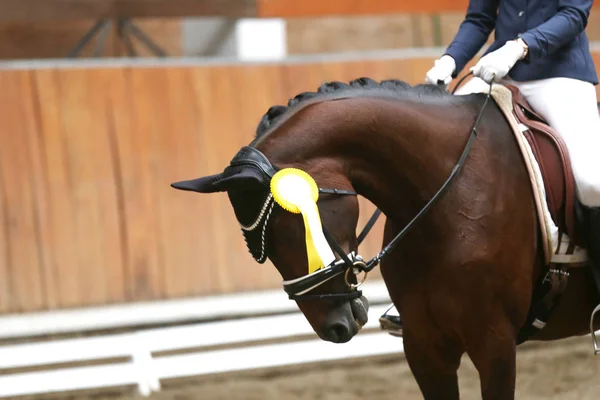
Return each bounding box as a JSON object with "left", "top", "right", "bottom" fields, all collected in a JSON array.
[{"left": 171, "top": 77, "right": 600, "bottom": 399}]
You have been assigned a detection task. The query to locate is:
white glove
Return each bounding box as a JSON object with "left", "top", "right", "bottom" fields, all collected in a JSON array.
[
  {"left": 471, "top": 40, "right": 527, "bottom": 84},
  {"left": 425, "top": 55, "right": 456, "bottom": 86}
]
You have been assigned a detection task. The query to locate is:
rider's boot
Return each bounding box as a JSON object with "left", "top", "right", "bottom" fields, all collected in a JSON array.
[
  {"left": 586, "top": 207, "right": 600, "bottom": 270},
  {"left": 584, "top": 206, "right": 600, "bottom": 353},
  {"left": 379, "top": 304, "right": 403, "bottom": 337}
]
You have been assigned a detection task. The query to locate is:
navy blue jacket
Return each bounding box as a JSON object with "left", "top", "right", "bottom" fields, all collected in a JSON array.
[{"left": 445, "top": 0, "right": 598, "bottom": 85}]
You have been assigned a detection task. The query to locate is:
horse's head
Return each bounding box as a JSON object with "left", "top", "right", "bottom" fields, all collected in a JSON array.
[{"left": 171, "top": 145, "right": 370, "bottom": 343}]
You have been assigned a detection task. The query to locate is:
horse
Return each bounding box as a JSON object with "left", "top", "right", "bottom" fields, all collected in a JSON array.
[{"left": 171, "top": 77, "right": 600, "bottom": 399}]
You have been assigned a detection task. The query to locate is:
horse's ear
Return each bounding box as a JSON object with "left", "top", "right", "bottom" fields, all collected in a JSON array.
[
  {"left": 171, "top": 168, "right": 268, "bottom": 193},
  {"left": 216, "top": 168, "right": 269, "bottom": 189},
  {"left": 171, "top": 173, "right": 226, "bottom": 193}
]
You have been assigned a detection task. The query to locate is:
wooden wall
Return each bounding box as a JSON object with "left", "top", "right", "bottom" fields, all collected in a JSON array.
[
  {"left": 2, "top": 12, "right": 600, "bottom": 60},
  {"left": 1, "top": 53, "right": 600, "bottom": 314},
  {"left": 0, "top": 19, "right": 182, "bottom": 59}
]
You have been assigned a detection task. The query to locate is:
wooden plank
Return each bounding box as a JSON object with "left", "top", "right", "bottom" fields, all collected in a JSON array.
[
  {"left": 154, "top": 67, "right": 210, "bottom": 298},
  {"left": 0, "top": 21, "right": 98, "bottom": 59},
  {"left": 0, "top": 72, "right": 17, "bottom": 313},
  {"left": 1, "top": 0, "right": 599, "bottom": 21},
  {"left": 0, "top": 0, "right": 257, "bottom": 22},
  {"left": 109, "top": 19, "right": 183, "bottom": 57},
  {"left": 106, "top": 66, "right": 170, "bottom": 302},
  {"left": 118, "top": 67, "right": 171, "bottom": 300},
  {"left": 186, "top": 66, "right": 239, "bottom": 296},
  {"left": 258, "top": 0, "right": 470, "bottom": 18},
  {"left": 21, "top": 71, "right": 60, "bottom": 310},
  {"left": 286, "top": 14, "right": 416, "bottom": 55},
  {"left": 30, "top": 70, "right": 82, "bottom": 309},
  {"left": 0, "top": 71, "right": 46, "bottom": 312},
  {"left": 261, "top": 0, "right": 600, "bottom": 17},
  {"left": 53, "top": 68, "right": 124, "bottom": 306},
  {"left": 97, "top": 67, "right": 141, "bottom": 302},
  {"left": 588, "top": 14, "right": 600, "bottom": 44},
  {"left": 0, "top": 113, "right": 8, "bottom": 313},
  {"left": 0, "top": 19, "right": 183, "bottom": 59},
  {"left": 87, "top": 68, "right": 128, "bottom": 304},
  {"left": 164, "top": 67, "right": 231, "bottom": 298},
  {"left": 190, "top": 65, "right": 255, "bottom": 294}
]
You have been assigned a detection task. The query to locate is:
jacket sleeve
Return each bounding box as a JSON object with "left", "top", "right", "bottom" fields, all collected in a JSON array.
[
  {"left": 520, "top": 0, "right": 593, "bottom": 63},
  {"left": 444, "top": 0, "right": 500, "bottom": 77}
]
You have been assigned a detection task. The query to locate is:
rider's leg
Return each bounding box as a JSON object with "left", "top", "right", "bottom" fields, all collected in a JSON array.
[{"left": 509, "top": 77, "right": 600, "bottom": 261}]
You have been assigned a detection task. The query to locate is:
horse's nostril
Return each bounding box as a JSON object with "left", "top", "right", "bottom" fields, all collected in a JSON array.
[{"left": 327, "top": 322, "right": 350, "bottom": 343}]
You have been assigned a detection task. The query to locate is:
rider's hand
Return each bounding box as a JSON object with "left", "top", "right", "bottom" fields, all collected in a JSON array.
[
  {"left": 425, "top": 55, "right": 456, "bottom": 86},
  {"left": 471, "top": 40, "right": 527, "bottom": 84}
]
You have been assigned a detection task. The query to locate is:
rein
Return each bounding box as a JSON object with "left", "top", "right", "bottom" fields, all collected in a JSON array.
[{"left": 356, "top": 73, "right": 493, "bottom": 273}]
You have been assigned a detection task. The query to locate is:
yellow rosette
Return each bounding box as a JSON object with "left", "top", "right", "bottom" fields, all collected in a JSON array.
[{"left": 270, "top": 168, "right": 335, "bottom": 274}]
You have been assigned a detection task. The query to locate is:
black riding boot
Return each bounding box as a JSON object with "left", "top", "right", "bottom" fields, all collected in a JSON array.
[
  {"left": 585, "top": 206, "right": 600, "bottom": 284},
  {"left": 584, "top": 206, "right": 600, "bottom": 353},
  {"left": 587, "top": 207, "right": 600, "bottom": 260}
]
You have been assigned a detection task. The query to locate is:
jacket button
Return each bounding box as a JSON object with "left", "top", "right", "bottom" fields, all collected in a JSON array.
[{"left": 518, "top": 11, "right": 525, "bottom": 17}]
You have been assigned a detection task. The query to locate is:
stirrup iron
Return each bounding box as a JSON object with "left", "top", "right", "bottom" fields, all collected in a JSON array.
[
  {"left": 589, "top": 256, "right": 600, "bottom": 354},
  {"left": 591, "top": 303, "right": 600, "bottom": 354}
]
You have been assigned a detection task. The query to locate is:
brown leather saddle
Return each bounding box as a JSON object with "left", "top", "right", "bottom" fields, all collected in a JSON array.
[
  {"left": 504, "top": 86, "right": 600, "bottom": 343},
  {"left": 504, "top": 85, "right": 599, "bottom": 250}
]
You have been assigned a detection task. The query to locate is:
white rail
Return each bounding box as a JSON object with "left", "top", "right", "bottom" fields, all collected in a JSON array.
[
  {"left": 0, "top": 282, "right": 400, "bottom": 398},
  {"left": 0, "top": 305, "right": 401, "bottom": 398},
  {"left": 0, "top": 280, "right": 390, "bottom": 339}
]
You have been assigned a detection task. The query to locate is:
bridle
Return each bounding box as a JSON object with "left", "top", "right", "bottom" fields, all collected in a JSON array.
[
  {"left": 227, "top": 145, "right": 369, "bottom": 301},
  {"left": 232, "top": 75, "right": 493, "bottom": 302}
]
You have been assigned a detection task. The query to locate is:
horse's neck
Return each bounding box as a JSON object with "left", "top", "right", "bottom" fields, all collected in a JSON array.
[
  {"left": 261, "top": 96, "right": 478, "bottom": 221},
  {"left": 329, "top": 97, "right": 476, "bottom": 221}
]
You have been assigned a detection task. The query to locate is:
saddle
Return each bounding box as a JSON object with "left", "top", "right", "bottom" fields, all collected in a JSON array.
[
  {"left": 454, "top": 81, "right": 598, "bottom": 343},
  {"left": 504, "top": 85, "right": 587, "bottom": 251},
  {"left": 491, "top": 85, "right": 595, "bottom": 343}
]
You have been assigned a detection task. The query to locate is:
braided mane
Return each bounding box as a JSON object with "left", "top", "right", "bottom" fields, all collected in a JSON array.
[{"left": 255, "top": 77, "right": 450, "bottom": 138}]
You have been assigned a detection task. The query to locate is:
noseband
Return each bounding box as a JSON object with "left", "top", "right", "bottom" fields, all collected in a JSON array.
[{"left": 230, "top": 80, "right": 493, "bottom": 303}]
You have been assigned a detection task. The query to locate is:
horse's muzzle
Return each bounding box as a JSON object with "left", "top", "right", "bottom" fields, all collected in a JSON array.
[{"left": 320, "top": 296, "right": 369, "bottom": 343}]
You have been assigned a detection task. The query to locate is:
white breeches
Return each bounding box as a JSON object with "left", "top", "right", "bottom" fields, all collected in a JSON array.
[{"left": 456, "top": 77, "right": 600, "bottom": 207}]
